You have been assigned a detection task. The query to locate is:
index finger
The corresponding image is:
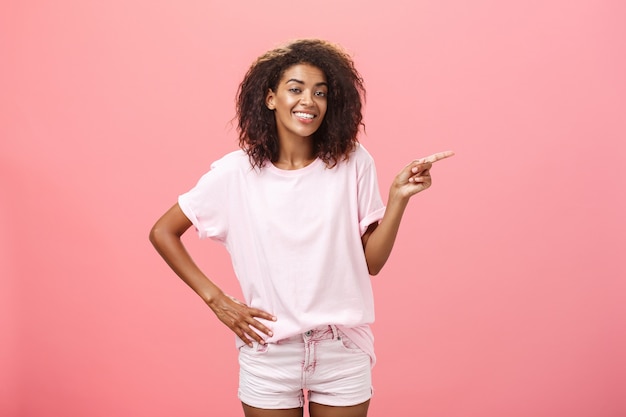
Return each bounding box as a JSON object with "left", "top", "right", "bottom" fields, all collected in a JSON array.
[{"left": 421, "top": 151, "right": 455, "bottom": 164}]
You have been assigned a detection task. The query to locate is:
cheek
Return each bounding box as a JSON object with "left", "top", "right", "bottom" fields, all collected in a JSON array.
[
  {"left": 318, "top": 101, "right": 328, "bottom": 118},
  {"left": 282, "top": 97, "right": 299, "bottom": 111}
]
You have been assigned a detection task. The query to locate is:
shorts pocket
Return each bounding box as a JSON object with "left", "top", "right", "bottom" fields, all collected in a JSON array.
[
  {"left": 336, "top": 330, "right": 362, "bottom": 353},
  {"left": 239, "top": 341, "right": 270, "bottom": 355}
]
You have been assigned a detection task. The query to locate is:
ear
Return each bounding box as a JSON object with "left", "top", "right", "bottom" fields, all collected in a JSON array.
[{"left": 265, "top": 89, "right": 276, "bottom": 110}]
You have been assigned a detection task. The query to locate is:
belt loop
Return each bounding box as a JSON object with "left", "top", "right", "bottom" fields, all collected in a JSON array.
[{"left": 330, "top": 325, "right": 339, "bottom": 340}]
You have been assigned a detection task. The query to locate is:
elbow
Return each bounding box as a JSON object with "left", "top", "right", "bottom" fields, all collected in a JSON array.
[
  {"left": 367, "top": 263, "right": 383, "bottom": 276},
  {"left": 364, "top": 252, "right": 386, "bottom": 276},
  {"left": 149, "top": 223, "right": 166, "bottom": 248},
  {"left": 148, "top": 225, "right": 158, "bottom": 247}
]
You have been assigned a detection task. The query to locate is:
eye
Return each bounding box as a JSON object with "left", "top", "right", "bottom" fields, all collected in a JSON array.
[
  {"left": 289, "top": 88, "right": 301, "bottom": 93},
  {"left": 315, "top": 91, "right": 327, "bottom": 97}
]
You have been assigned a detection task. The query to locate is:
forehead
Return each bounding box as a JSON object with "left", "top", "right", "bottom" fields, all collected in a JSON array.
[{"left": 279, "top": 63, "right": 327, "bottom": 84}]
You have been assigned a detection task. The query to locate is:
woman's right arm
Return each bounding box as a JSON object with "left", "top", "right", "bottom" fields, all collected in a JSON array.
[{"left": 149, "top": 203, "right": 275, "bottom": 346}]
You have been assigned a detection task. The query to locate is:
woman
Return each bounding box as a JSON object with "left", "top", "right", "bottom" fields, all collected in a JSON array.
[{"left": 150, "top": 39, "right": 453, "bottom": 417}]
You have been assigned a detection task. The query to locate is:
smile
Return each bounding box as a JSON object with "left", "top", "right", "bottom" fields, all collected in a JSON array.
[{"left": 294, "top": 112, "right": 315, "bottom": 119}]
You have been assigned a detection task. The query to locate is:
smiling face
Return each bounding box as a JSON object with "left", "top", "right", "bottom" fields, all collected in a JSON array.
[{"left": 265, "top": 63, "right": 328, "bottom": 143}]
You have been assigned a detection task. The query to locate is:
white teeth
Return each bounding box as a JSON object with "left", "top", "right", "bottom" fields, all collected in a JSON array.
[{"left": 294, "top": 112, "right": 314, "bottom": 119}]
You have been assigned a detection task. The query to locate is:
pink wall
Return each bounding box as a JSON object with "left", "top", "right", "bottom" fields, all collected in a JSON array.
[{"left": 2, "top": 1, "right": 625, "bottom": 416}]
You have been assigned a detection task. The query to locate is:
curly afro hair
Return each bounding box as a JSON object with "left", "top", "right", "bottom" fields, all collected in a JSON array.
[{"left": 236, "top": 39, "right": 366, "bottom": 169}]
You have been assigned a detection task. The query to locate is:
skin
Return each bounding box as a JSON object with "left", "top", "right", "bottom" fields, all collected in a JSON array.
[
  {"left": 242, "top": 400, "right": 370, "bottom": 417},
  {"left": 265, "top": 63, "right": 328, "bottom": 170},
  {"left": 149, "top": 63, "right": 454, "bottom": 417}
]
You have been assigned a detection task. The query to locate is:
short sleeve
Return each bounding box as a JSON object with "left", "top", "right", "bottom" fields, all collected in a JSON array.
[
  {"left": 356, "top": 146, "right": 386, "bottom": 235},
  {"left": 178, "top": 160, "right": 229, "bottom": 241}
]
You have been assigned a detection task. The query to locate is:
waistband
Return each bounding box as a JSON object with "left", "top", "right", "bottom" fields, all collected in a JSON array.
[{"left": 277, "top": 325, "right": 339, "bottom": 344}]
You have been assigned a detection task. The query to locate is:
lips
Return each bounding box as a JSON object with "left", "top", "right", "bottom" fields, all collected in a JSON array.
[{"left": 293, "top": 111, "right": 315, "bottom": 120}]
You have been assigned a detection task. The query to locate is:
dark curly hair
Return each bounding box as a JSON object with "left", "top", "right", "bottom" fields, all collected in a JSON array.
[{"left": 236, "top": 39, "right": 365, "bottom": 169}]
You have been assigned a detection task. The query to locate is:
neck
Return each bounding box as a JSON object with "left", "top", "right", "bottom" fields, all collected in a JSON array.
[{"left": 274, "top": 135, "right": 315, "bottom": 170}]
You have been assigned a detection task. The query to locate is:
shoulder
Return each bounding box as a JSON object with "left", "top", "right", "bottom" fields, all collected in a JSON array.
[
  {"left": 343, "top": 143, "right": 376, "bottom": 172},
  {"left": 191, "top": 150, "right": 250, "bottom": 186},
  {"left": 351, "top": 143, "right": 375, "bottom": 163},
  {"left": 210, "top": 149, "right": 250, "bottom": 171}
]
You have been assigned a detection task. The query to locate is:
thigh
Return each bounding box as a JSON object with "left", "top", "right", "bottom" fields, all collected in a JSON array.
[
  {"left": 306, "top": 331, "right": 372, "bottom": 407},
  {"left": 309, "top": 400, "right": 370, "bottom": 417},
  {"left": 238, "top": 341, "right": 305, "bottom": 409},
  {"left": 242, "top": 403, "right": 303, "bottom": 417}
]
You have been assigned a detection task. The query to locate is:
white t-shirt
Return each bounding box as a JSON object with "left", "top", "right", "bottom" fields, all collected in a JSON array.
[{"left": 178, "top": 144, "right": 386, "bottom": 364}]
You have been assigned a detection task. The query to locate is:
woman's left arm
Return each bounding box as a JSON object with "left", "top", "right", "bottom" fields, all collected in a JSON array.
[{"left": 362, "top": 151, "right": 454, "bottom": 275}]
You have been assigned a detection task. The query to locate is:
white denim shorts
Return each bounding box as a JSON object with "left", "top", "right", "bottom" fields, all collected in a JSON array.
[{"left": 238, "top": 325, "right": 373, "bottom": 409}]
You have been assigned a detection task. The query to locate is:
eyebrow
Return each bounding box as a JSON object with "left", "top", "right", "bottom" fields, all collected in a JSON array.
[{"left": 285, "top": 78, "right": 328, "bottom": 87}]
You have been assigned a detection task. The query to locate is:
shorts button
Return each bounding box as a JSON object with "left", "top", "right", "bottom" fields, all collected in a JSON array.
[{"left": 305, "top": 330, "right": 312, "bottom": 336}]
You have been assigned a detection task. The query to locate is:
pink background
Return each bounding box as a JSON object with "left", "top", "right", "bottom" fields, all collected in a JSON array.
[{"left": 2, "top": 1, "right": 625, "bottom": 416}]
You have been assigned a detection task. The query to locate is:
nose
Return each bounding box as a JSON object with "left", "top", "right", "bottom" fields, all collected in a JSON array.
[{"left": 299, "top": 91, "right": 314, "bottom": 106}]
